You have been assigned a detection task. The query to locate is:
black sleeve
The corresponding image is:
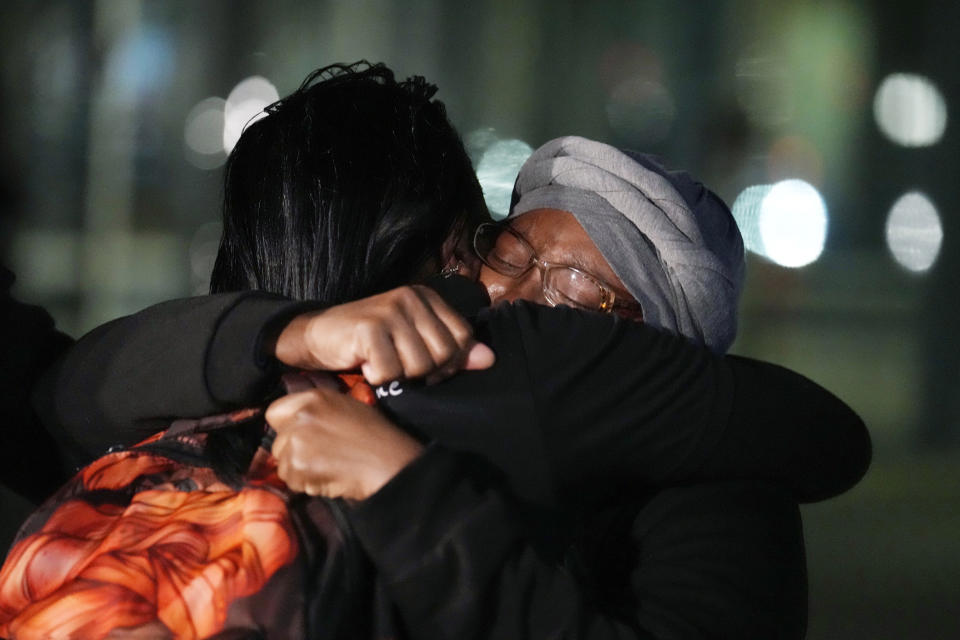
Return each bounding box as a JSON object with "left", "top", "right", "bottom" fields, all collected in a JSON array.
[
  {"left": 348, "top": 446, "right": 806, "bottom": 640},
  {"left": 500, "top": 302, "right": 869, "bottom": 504},
  {"left": 33, "top": 292, "right": 315, "bottom": 462},
  {"left": 701, "top": 356, "right": 871, "bottom": 503}
]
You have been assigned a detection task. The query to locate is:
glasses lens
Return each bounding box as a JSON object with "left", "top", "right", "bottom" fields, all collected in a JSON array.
[
  {"left": 543, "top": 267, "right": 605, "bottom": 310},
  {"left": 474, "top": 224, "right": 533, "bottom": 276}
]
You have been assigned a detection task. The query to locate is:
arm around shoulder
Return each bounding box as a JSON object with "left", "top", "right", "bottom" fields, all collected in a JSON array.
[{"left": 33, "top": 291, "right": 312, "bottom": 462}]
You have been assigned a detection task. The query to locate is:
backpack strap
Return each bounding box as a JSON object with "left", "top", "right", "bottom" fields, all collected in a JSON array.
[{"left": 157, "top": 370, "right": 375, "bottom": 442}]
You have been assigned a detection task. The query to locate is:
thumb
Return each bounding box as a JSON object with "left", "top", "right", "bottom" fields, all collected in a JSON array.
[{"left": 463, "top": 341, "right": 495, "bottom": 371}]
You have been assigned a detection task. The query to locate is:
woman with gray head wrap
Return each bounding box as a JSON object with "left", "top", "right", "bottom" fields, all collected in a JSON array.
[{"left": 510, "top": 135, "right": 745, "bottom": 352}]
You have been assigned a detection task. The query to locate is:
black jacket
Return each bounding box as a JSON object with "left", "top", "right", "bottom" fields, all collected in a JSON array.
[{"left": 33, "top": 279, "right": 871, "bottom": 638}]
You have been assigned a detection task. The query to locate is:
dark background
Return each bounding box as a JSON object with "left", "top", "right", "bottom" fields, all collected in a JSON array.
[{"left": 1, "top": 2, "right": 958, "bottom": 637}]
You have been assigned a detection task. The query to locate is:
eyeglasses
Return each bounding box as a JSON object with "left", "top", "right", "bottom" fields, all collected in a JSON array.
[{"left": 472, "top": 222, "right": 643, "bottom": 316}]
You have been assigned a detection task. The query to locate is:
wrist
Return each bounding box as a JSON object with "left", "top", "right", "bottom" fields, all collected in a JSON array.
[
  {"left": 363, "top": 440, "right": 425, "bottom": 498},
  {"left": 207, "top": 293, "right": 312, "bottom": 405},
  {"left": 274, "top": 311, "right": 324, "bottom": 369}
]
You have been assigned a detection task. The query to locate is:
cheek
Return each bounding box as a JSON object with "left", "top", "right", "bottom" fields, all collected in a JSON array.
[
  {"left": 479, "top": 266, "right": 546, "bottom": 305},
  {"left": 479, "top": 266, "right": 509, "bottom": 302}
]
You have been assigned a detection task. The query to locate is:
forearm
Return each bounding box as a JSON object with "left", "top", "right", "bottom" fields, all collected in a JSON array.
[
  {"left": 584, "top": 354, "right": 871, "bottom": 503},
  {"left": 515, "top": 303, "right": 869, "bottom": 504},
  {"left": 33, "top": 292, "right": 312, "bottom": 461},
  {"left": 692, "top": 356, "right": 871, "bottom": 502}
]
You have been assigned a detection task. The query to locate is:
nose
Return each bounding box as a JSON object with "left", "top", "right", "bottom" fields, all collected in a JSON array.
[{"left": 479, "top": 265, "right": 545, "bottom": 305}]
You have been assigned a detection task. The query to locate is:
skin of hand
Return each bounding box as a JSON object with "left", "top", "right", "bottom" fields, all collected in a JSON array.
[
  {"left": 274, "top": 285, "right": 495, "bottom": 386},
  {"left": 267, "top": 388, "right": 425, "bottom": 500}
]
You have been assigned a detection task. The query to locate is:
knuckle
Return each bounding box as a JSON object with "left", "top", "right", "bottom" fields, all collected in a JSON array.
[
  {"left": 405, "top": 362, "right": 432, "bottom": 379},
  {"left": 265, "top": 398, "right": 297, "bottom": 426},
  {"left": 382, "top": 364, "right": 404, "bottom": 382},
  {"left": 264, "top": 405, "right": 282, "bottom": 426},
  {"left": 364, "top": 371, "right": 385, "bottom": 386},
  {"left": 397, "top": 286, "right": 425, "bottom": 307},
  {"left": 450, "top": 321, "right": 473, "bottom": 345},
  {"left": 356, "top": 317, "right": 384, "bottom": 338},
  {"left": 433, "top": 343, "right": 456, "bottom": 362},
  {"left": 287, "top": 453, "right": 306, "bottom": 473}
]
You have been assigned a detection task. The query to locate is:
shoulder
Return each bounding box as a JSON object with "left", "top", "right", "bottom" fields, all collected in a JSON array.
[
  {"left": 477, "top": 300, "right": 620, "bottom": 334},
  {"left": 477, "top": 301, "right": 681, "bottom": 357}
]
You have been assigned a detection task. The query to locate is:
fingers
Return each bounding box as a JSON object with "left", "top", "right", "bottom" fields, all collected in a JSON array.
[
  {"left": 269, "top": 392, "right": 338, "bottom": 495},
  {"left": 463, "top": 341, "right": 496, "bottom": 370},
  {"left": 361, "top": 286, "right": 482, "bottom": 384},
  {"left": 266, "top": 387, "right": 423, "bottom": 500},
  {"left": 393, "top": 287, "right": 463, "bottom": 376},
  {"left": 357, "top": 320, "right": 407, "bottom": 385},
  {"left": 418, "top": 286, "right": 475, "bottom": 351},
  {"left": 265, "top": 387, "right": 347, "bottom": 443},
  {"left": 276, "top": 285, "right": 493, "bottom": 385},
  {"left": 272, "top": 426, "right": 325, "bottom": 496}
]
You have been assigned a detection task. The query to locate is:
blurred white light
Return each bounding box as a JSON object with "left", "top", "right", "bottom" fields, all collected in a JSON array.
[
  {"left": 731, "top": 184, "right": 773, "bottom": 256},
  {"left": 476, "top": 138, "right": 533, "bottom": 219},
  {"left": 885, "top": 191, "right": 943, "bottom": 273},
  {"left": 184, "top": 97, "right": 227, "bottom": 169},
  {"left": 605, "top": 77, "right": 675, "bottom": 144},
  {"left": 465, "top": 127, "right": 499, "bottom": 165},
  {"left": 758, "top": 179, "right": 828, "bottom": 268},
  {"left": 874, "top": 73, "right": 947, "bottom": 147},
  {"left": 223, "top": 76, "right": 279, "bottom": 153}
]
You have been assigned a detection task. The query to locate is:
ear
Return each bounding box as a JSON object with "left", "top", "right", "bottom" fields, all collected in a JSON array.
[
  {"left": 440, "top": 222, "right": 481, "bottom": 281},
  {"left": 439, "top": 229, "right": 461, "bottom": 271}
]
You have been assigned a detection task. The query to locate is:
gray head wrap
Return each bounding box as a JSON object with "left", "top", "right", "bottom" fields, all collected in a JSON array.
[{"left": 510, "top": 136, "right": 745, "bottom": 352}]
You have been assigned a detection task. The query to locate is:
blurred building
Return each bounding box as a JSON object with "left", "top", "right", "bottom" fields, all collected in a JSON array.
[{"left": 1, "top": 2, "right": 958, "bottom": 638}]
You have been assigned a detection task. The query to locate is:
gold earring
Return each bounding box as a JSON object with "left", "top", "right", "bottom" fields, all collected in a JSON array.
[{"left": 440, "top": 260, "right": 464, "bottom": 278}]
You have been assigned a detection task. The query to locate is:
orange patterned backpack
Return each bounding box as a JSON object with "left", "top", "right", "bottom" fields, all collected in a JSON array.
[{"left": 0, "top": 375, "right": 394, "bottom": 639}]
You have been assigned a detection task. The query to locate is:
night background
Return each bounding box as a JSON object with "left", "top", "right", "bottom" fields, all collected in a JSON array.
[{"left": 1, "top": 1, "right": 958, "bottom": 638}]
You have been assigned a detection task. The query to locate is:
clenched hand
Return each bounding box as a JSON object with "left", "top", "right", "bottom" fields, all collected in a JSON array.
[
  {"left": 273, "top": 285, "right": 495, "bottom": 385},
  {"left": 267, "top": 387, "right": 424, "bottom": 500}
]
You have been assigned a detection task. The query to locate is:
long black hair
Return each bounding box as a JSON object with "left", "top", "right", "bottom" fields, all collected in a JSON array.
[
  {"left": 206, "top": 62, "right": 485, "bottom": 479},
  {"left": 210, "top": 61, "right": 485, "bottom": 304}
]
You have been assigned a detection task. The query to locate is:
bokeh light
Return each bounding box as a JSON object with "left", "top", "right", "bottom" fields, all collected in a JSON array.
[
  {"left": 731, "top": 184, "right": 773, "bottom": 256},
  {"left": 183, "top": 97, "right": 227, "bottom": 169},
  {"left": 733, "top": 180, "right": 828, "bottom": 268},
  {"left": 759, "top": 179, "right": 828, "bottom": 268},
  {"left": 222, "top": 76, "right": 279, "bottom": 153},
  {"left": 474, "top": 136, "right": 533, "bottom": 219},
  {"left": 873, "top": 73, "right": 947, "bottom": 147},
  {"left": 885, "top": 191, "right": 943, "bottom": 273}
]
